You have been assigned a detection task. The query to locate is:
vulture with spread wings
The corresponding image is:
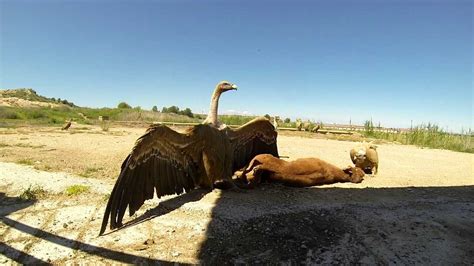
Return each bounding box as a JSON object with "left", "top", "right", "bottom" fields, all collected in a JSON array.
[{"left": 100, "top": 81, "right": 278, "bottom": 235}]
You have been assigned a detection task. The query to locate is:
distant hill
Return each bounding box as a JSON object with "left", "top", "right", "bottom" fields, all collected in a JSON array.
[{"left": 0, "top": 88, "right": 76, "bottom": 108}]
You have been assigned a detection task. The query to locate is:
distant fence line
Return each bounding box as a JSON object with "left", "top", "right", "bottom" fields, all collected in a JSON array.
[
  {"left": 107, "top": 120, "right": 470, "bottom": 137},
  {"left": 112, "top": 121, "right": 358, "bottom": 135}
]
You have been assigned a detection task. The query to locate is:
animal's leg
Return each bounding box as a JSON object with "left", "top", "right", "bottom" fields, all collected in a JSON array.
[
  {"left": 242, "top": 157, "right": 263, "bottom": 175},
  {"left": 238, "top": 157, "right": 264, "bottom": 183},
  {"left": 236, "top": 166, "right": 263, "bottom": 189},
  {"left": 248, "top": 166, "right": 265, "bottom": 187}
]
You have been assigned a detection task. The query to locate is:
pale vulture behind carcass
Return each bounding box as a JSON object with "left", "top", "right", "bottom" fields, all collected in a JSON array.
[{"left": 99, "top": 81, "right": 278, "bottom": 235}]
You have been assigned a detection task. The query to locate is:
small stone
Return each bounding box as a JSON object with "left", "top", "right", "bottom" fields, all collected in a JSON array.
[
  {"left": 144, "top": 239, "right": 155, "bottom": 245},
  {"left": 301, "top": 244, "right": 307, "bottom": 249},
  {"left": 63, "top": 223, "right": 68, "bottom": 228},
  {"left": 172, "top": 252, "right": 180, "bottom": 257}
]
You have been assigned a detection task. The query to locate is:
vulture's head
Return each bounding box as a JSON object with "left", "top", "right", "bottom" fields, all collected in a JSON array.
[
  {"left": 353, "top": 148, "right": 367, "bottom": 163},
  {"left": 216, "top": 81, "right": 238, "bottom": 93}
]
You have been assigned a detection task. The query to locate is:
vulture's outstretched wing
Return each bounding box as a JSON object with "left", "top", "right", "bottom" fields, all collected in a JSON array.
[
  {"left": 99, "top": 124, "right": 205, "bottom": 235},
  {"left": 226, "top": 117, "right": 279, "bottom": 172}
]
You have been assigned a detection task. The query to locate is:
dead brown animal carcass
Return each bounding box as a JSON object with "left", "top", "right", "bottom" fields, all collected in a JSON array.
[{"left": 236, "top": 154, "right": 364, "bottom": 188}]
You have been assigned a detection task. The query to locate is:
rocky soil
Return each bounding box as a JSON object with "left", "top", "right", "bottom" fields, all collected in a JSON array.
[{"left": 0, "top": 126, "right": 473, "bottom": 264}]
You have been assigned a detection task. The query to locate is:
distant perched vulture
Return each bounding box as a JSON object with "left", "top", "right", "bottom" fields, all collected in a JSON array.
[
  {"left": 100, "top": 81, "right": 279, "bottom": 235},
  {"left": 61, "top": 119, "right": 72, "bottom": 130}
]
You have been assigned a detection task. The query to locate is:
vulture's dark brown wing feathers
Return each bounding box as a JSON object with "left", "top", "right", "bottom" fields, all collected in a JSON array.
[
  {"left": 226, "top": 117, "right": 279, "bottom": 172},
  {"left": 100, "top": 118, "right": 278, "bottom": 235},
  {"left": 100, "top": 124, "right": 204, "bottom": 235}
]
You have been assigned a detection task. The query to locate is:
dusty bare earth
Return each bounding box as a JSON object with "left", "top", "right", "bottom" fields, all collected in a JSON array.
[{"left": 0, "top": 125, "right": 473, "bottom": 264}]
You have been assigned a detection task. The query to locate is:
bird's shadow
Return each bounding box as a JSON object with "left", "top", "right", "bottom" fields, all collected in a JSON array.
[
  {"left": 0, "top": 192, "right": 171, "bottom": 264},
  {"left": 104, "top": 188, "right": 210, "bottom": 235}
]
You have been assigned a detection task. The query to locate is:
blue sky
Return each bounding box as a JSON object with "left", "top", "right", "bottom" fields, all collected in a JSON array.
[{"left": 1, "top": 0, "right": 472, "bottom": 131}]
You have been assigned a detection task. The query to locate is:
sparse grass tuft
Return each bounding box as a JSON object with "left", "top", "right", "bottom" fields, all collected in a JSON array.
[
  {"left": 16, "top": 158, "right": 34, "bottom": 165},
  {"left": 79, "top": 167, "right": 103, "bottom": 178},
  {"left": 102, "top": 193, "right": 111, "bottom": 202},
  {"left": 19, "top": 185, "right": 46, "bottom": 201},
  {"left": 0, "top": 109, "right": 20, "bottom": 119},
  {"left": 34, "top": 164, "right": 53, "bottom": 171},
  {"left": 65, "top": 185, "right": 90, "bottom": 196}
]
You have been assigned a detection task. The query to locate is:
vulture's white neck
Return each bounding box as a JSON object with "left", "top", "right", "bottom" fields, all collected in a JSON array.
[{"left": 204, "top": 87, "right": 223, "bottom": 128}]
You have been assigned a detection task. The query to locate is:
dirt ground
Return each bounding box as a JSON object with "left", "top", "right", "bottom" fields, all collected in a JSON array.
[{"left": 0, "top": 125, "right": 473, "bottom": 264}]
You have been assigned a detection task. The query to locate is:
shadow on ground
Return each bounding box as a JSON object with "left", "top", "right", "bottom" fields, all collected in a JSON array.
[
  {"left": 194, "top": 185, "right": 474, "bottom": 264},
  {"left": 0, "top": 193, "right": 171, "bottom": 264},
  {"left": 109, "top": 188, "right": 207, "bottom": 235},
  {"left": 2, "top": 184, "right": 474, "bottom": 264}
]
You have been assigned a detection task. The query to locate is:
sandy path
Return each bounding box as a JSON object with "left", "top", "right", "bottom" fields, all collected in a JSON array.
[{"left": 0, "top": 126, "right": 473, "bottom": 264}]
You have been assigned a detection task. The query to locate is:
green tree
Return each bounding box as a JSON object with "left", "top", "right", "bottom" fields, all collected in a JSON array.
[
  {"left": 167, "top": 106, "right": 180, "bottom": 114},
  {"left": 152, "top": 105, "right": 158, "bottom": 112},
  {"left": 180, "top": 108, "right": 194, "bottom": 118},
  {"left": 117, "top": 102, "right": 132, "bottom": 109},
  {"left": 284, "top": 118, "right": 291, "bottom": 123}
]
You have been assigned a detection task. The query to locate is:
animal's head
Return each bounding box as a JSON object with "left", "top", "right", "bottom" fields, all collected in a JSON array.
[
  {"left": 216, "top": 81, "right": 238, "bottom": 93},
  {"left": 343, "top": 166, "right": 365, "bottom": 183}
]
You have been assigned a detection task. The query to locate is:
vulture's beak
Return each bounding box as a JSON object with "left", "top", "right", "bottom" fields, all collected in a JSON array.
[{"left": 231, "top": 84, "right": 238, "bottom": 90}]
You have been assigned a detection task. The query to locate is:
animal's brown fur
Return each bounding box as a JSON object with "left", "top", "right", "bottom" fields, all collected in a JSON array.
[
  {"left": 237, "top": 154, "right": 364, "bottom": 188},
  {"left": 350, "top": 144, "right": 379, "bottom": 175}
]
